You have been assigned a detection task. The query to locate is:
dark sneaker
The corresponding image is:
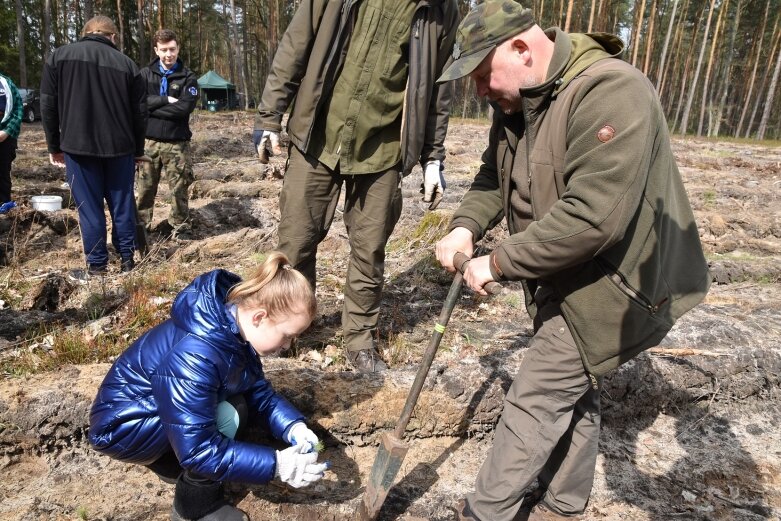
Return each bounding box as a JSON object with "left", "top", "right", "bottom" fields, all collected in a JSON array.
[
  {"left": 0, "top": 201, "right": 17, "bottom": 214},
  {"left": 120, "top": 256, "right": 135, "bottom": 273},
  {"left": 346, "top": 348, "right": 388, "bottom": 373}
]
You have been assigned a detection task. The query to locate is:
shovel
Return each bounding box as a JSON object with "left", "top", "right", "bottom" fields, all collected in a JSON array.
[{"left": 353, "top": 252, "right": 502, "bottom": 521}]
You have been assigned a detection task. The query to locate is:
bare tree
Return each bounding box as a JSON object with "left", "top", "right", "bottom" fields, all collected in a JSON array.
[
  {"left": 756, "top": 29, "right": 781, "bottom": 140},
  {"left": 678, "top": 0, "right": 717, "bottom": 135},
  {"left": 697, "top": 0, "right": 727, "bottom": 136},
  {"left": 137, "top": 0, "right": 147, "bottom": 63},
  {"left": 713, "top": 0, "right": 741, "bottom": 136},
  {"left": 116, "top": 0, "right": 125, "bottom": 53},
  {"left": 15, "top": 0, "right": 27, "bottom": 86},
  {"left": 564, "top": 0, "right": 574, "bottom": 31},
  {"left": 655, "top": 0, "right": 679, "bottom": 91},
  {"left": 43, "top": 0, "right": 52, "bottom": 59},
  {"left": 735, "top": 0, "right": 771, "bottom": 138},
  {"left": 642, "top": 0, "right": 658, "bottom": 75},
  {"left": 631, "top": 0, "right": 647, "bottom": 67},
  {"left": 229, "top": 0, "right": 249, "bottom": 109}
]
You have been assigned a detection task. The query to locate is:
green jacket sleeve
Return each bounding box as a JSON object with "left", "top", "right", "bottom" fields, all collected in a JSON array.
[{"left": 255, "top": 0, "right": 328, "bottom": 132}]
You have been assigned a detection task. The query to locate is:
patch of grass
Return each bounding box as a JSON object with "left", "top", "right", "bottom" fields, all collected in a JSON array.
[
  {"left": 388, "top": 211, "right": 451, "bottom": 253},
  {"left": 702, "top": 190, "right": 717, "bottom": 208},
  {"left": 76, "top": 506, "right": 89, "bottom": 520}
]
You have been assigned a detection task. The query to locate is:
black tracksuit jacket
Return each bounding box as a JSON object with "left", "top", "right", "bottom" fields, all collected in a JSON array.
[{"left": 40, "top": 34, "right": 147, "bottom": 158}]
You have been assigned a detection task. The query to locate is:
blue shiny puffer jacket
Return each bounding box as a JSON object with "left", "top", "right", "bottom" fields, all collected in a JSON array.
[{"left": 88, "top": 269, "right": 304, "bottom": 484}]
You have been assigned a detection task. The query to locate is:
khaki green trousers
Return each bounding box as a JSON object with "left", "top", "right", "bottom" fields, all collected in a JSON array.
[
  {"left": 468, "top": 286, "right": 601, "bottom": 520},
  {"left": 277, "top": 146, "right": 403, "bottom": 352}
]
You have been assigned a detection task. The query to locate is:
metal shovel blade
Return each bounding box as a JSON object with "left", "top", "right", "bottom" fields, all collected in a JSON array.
[{"left": 353, "top": 271, "right": 465, "bottom": 521}]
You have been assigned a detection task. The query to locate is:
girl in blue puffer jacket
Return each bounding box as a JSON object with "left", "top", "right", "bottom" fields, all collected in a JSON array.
[{"left": 89, "top": 252, "right": 328, "bottom": 521}]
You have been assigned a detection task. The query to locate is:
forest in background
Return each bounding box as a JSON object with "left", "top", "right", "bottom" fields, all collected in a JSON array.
[{"left": 1, "top": 0, "right": 780, "bottom": 140}]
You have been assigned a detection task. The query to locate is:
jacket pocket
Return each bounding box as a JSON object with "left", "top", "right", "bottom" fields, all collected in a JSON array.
[{"left": 557, "top": 261, "right": 674, "bottom": 376}]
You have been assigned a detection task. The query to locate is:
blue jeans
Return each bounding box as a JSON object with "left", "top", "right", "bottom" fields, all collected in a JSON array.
[{"left": 65, "top": 153, "right": 136, "bottom": 266}]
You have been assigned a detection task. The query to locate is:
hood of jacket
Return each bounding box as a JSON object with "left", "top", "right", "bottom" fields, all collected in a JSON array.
[{"left": 170, "top": 269, "right": 248, "bottom": 354}]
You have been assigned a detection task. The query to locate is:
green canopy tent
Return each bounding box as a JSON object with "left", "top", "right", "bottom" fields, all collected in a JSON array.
[{"left": 196, "top": 70, "right": 237, "bottom": 111}]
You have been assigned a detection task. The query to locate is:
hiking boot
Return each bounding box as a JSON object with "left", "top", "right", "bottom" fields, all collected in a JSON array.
[
  {"left": 68, "top": 264, "right": 107, "bottom": 283},
  {"left": 346, "top": 348, "right": 388, "bottom": 373},
  {"left": 528, "top": 502, "right": 583, "bottom": 520},
  {"left": 0, "top": 201, "right": 17, "bottom": 214},
  {"left": 171, "top": 472, "right": 248, "bottom": 521},
  {"left": 453, "top": 498, "right": 481, "bottom": 521},
  {"left": 120, "top": 256, "right": 135, "bottom": 273}
]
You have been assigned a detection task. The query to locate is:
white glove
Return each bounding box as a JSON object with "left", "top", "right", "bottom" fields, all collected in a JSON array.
[
  {"left": 255, "top": 130, "right": 282, "bottom": 163},
  {"left": 275, "top": 443, "right": 329, "bottom": 488},
  {"left": 167, "top": 96, "right": 178, "bottom": 103},
  {"left": 422, "top": 159, "right": 446, "bottom": 210},
  {"left": 286, "top": 422, "right": 320, "bottom": 453}
]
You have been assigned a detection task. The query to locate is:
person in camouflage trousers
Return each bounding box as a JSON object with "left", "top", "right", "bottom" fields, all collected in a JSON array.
[{"left": 138, "top": 29, "right": 198, "bottom": 238}]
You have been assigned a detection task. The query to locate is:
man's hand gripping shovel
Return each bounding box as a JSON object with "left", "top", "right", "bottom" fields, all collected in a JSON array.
[{"left": 353, "top": 253, "right": 503, "bottom": 521}]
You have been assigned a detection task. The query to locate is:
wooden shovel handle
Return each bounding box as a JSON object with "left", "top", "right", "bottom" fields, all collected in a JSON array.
[{"left": 453, "top": 252, "right": 504, "bottom": 295}]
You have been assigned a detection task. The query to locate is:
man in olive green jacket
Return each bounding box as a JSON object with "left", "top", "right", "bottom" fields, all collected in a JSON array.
[
  {"left": 254, "top": 0, "right": 459, "bottom": 373},
  {"left": 436, "top": 2, "right": 710, "bottom": 520}
]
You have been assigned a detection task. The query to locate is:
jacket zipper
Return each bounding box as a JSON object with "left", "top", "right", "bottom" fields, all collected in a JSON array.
[
  {"left": 521, "top": 97, "right": 535, "bottom": 220},
  {"left": 603, "top": 261, "right": 666, "bottom": 314}
]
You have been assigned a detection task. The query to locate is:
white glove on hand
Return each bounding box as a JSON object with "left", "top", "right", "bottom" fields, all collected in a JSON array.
[
  {"left": 287, "top": 422, "right": 320, "bottom": 453},
  {"left": 422, "top": 159, "right": 446, "bottom": 210},
  {"left": 275, "top": 443, "right": 329, "bottom": 488},
  {"left": 255, "top": 130, "right": 282, "bottom": 163}
]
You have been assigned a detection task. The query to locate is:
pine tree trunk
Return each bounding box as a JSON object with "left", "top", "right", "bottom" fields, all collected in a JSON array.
[
  {"left": 743, "top": 15, "right": 778, "bottom": 138},
  {"left": 42, "top": 0, "right": 52, "bottom": 59},
  {"left": 697, "top": 0, "right": 727, "bottom": 136},
  {"left": 137, "top": 0, "right": 147, "bottom": 64},
  {"left": 735, "top": 0, "right": 770, "bottom": 137},
  {"left": 15, "top": 0, "right": 27, "bottom": 86},
  {"left": 655, "top": 0, "right": 679, "bottom": 91},
  {"left": 756, "top": 29, "right": 781, "bottom": 139},
  {"left": 642, "top": 0, "right": 658, "bottom": 75},
  {"left": 588, "top": 0, "right": 597, "bottom": 32},
  {"left": 564, "top": 0, "right": 574, "bottom": 31},
  {"left": 714, "top": 0, "right": 741, "bottom": 136},
  {"left": 631, "top": 0, "right": 647, "bottom": 67},
  {"left": 679, "top": 0, "right": 716, "bottom": 135},
  {"left": 116, "top": 0, "right": 124, "bottom": 53}
]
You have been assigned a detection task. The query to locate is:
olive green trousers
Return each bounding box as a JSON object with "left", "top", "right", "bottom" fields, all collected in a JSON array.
[
  {"left": 468, "top": 285, "right": 601, "bottom": 520},
  {"left": 277, "top": 146, "right": 402, "bottom": 352}
]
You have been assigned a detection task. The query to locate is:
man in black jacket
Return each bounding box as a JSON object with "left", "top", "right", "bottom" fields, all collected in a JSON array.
[
  {"left": 137, "top": 29, "right": 199, "bottom": 239},
  {"left": 40, "top": 15, "right": 147, "bottom": 279}
]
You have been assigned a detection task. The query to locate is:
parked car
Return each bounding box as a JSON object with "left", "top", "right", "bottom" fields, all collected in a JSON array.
[{"left": 18, "top": 88, "right": 40, "bottom": 123}]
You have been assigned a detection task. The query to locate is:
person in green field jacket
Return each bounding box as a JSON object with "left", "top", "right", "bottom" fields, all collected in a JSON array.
[
  {"left": 435, "top": 2, "right": 711, "bottom": 520},
  {"left": 253, "top": 0, "right": 460, "bottom": 373}
]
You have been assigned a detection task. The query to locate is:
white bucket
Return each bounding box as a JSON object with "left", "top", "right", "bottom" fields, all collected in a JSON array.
[{"left": 31, "top": 195, "right": 63, "bottom": 212}]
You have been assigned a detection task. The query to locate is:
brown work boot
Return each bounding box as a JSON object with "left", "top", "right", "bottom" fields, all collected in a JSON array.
[
  {"left": 346, "top": 348, "right": 388, "bottom": 373},
  {"left": 528, "top": 502, "right": 583, "bottom": 520},
  {"left": 453, "top": 498, "right": 482, "bottom": 521}
]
